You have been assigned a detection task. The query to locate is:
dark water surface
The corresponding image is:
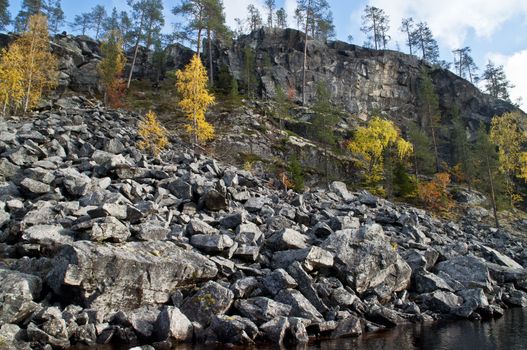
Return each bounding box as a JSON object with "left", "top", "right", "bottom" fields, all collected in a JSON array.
[{"left": 75, "top": 307, "right": 527, "bottom": 350}]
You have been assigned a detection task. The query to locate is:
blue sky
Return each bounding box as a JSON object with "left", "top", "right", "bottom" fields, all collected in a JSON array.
[{"left": 8, "top": 0, "right": 527, "bottom": 107}]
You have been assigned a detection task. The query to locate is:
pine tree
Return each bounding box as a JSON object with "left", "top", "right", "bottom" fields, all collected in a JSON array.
[
  {"left": 400, "top": 17, "right": 414, "bottom": 55},
  {"left": 452, "top": 47, "right": 478, "bottom": 83},
  {"left": 176, "top": 54, "right": 215, "bottom": 147},
  {"left": 264, "top": 0, "right": 276, "bottom": 28},
  {"left": 296, "top": 0, "right": 332, "bottom": 105},
  {"left": 419, "top": 69, "right": 442, "bottom": 172},
  {"left": 98, "top": 30, "right": 126, "bottom": 107},
  {"left": 204, "top": 0, "right": 227, "bottom": 85},
  {"left": 242, "top": 46, "right": 256, "bottom": 97},
  {"left": 412, "top": 22, "right": 439, "bottom": 63},
  {"left": 3, "top": 14, "right": 57, "bottom": 114},
  {"left": 0, "top": 0, "right": 10, "bottom": 31},
  {"left": 127, "top": 0, "right": 165, "bottom": 88},
  {"left": 246, "top": 4, "right": 262, "bottom": 32},
  {"left": 90, "top": 5, "right": 107, "bottom": 40},
  {"left": 360, "top": 5, "right": 390, "bottom": 50},
  {"left": 276, "top": 8, "right": 287, "bottom": 29},
  {"left": 47, "top": 0, "right": 64, "bottom": 33},
  {"left": 407, "top": 122, "right": 435, "bottom": 178},
  {"left": 103, "top": 7, "right": 121, "bottom": 35},
  {"left": 450, "top": 106, "right": 475, "bottom": 188},
  {"left": 482, "top": 61, "right": 514, "bottom": 102},
  {"left": 309, "top": 81, "right": 339, "bottom": 185},
  {"left": 473, "top": 124, "right": 503, "bottom": 227},
  {"left": 70, "top": 13, "right": 91, "bottom": 35},
  {"left": 173, "top": 0, "right": 210, "bottom": 55},
  {"left": 14, "top": 0, "right": 45, "bottom": 32}
]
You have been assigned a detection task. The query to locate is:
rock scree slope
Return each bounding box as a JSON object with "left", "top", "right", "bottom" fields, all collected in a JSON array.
[{"left": 0, "top": 97, "right": 526, "bottom": 348}]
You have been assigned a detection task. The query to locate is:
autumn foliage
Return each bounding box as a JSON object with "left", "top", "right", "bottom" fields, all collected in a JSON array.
[
  {"left": 176, "top": 54, "right": 215, "bottom": 146},
  {"left": 418, "top": 172, "right": 454, "bottom": 212},
  {"left": 347, "top": 117, "right": 413, "bottom": 193},
  {"left": 0, "top": 14, "right": 58, "bottom": 115},
  {"left": 137, "top": 110, "right": 169, "bottom": 157},
  {"left": 98, "top": 30, "right": 126, "bottom": 107}
]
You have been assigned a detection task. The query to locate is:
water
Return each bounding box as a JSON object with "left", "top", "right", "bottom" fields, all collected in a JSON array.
[{"left": 73, "top": 307, "right": 527, "bottom": 350}]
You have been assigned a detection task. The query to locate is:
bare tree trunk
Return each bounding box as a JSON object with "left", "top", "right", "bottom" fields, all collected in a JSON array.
[
  {"left": 126, "top": 15, "right": 144, "bottom": 89},
  {"left": 127, "top": 40, "right": 141, "bottom": 89},
  {"left": 207, "top": 26, "right": 213, "bottom": 84},
  {"left": 24, "top": 31, "right": 37, "bottom": 114},
  {"left": 486, "top": 154, "right": 499, "bottom": 228}
]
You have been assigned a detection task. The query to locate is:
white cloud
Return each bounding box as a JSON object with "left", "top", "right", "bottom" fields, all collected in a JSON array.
[
  {"left": 222, "top": 0, "right": 267, "bottom": 28},
  {"left": 367, "top": 0, "right": 527, "bottom": 49},
  {"left": 487, "top": 50, "right": 527, "bottom": 110}
]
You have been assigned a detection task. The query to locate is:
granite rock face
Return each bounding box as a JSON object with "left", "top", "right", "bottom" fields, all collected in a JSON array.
[{"left": 0, "top": 98, "right": 525, "bottom": 348}]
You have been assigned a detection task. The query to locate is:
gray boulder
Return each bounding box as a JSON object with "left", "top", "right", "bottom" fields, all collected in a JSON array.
[
  {"left": 180, "top": 281, "right": 234, "bottom": 326},
  {"left": 235, "top": 297, "right": 292, "bottom": 324},
  {"left": 322, "top": 224, "right": 411, "bottom": 299},
  {"left": 47, "top": 241, "right": 218, "bottom": 315}
]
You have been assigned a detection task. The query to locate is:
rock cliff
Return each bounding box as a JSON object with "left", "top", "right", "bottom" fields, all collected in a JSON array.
[
  {"left": 0, "top": 98, "right": 526, "bottom": 348},
  {"left": 212, "top": 28, "right": 520, "bottom": 125}
]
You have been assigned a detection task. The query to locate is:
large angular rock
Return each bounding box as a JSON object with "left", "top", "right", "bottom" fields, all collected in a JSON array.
[
  {"left": 90, "top": 217, "right": 130, "bottom": 242},
  {"left": 435, "top": 256, "right": 493, "bottom": 291},
  {"left": 22, "top": 225, "right": 74, "bottom": 246},
  {"left": 208, "top": 315, "right": 258, "bottom": 345},
  {"left": 0, "top": 269, "right": 42, "bottom": 325},
  {"left": 186, "top": 219, "right": 219, "bottom": 235},
  {"left": 272, "top": 246, "right": 334, "bottom": 271},
  {"left": 235, "top": 297, "right": 292, "bottom": 324},
  {"left": 47, "top": 241, "right": 218, "bottom": 315},
  {"left": 180, "top": 281, "right": 234, "bottom": 326},
  {"left": 154, "top": 306, "right": 193, "bottom": 342},
  {"left": 417, "top": 290, "right": 463, "bottom": 314},
  {"left": 322, "top": 224, "right": 411, "bottom": 299},
  {"left": 275, "top": 289, "right": 323, "bottom": 322},
  {"left": 480, "top": 245, "right": 523, "bottom": 269},
  {"left": 413, "top": 270, "right": 454, "bottom": 293},
  {"left": 190, "top": 234, "right": 234, "bottom": 253},
  {"left": 262, "top": 269, "right": 298, "bottom": 296},
  {"left": 19, "top": 177, "right": 51, "bottom": 195},
  {"left": 331, "top": 316, "right": 362, "bottom": 338},
  {"left": 267, "top": 228, "right": 308, "bottom": 250}
]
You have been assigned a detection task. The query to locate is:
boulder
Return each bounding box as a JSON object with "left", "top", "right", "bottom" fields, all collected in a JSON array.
[
  {"left": 235, "top": 297, "right": 292, "bottom": 324},
  {"left": 0, "top": 269, "right": 42, "bottom": 325},
  {"left": 275, "top": 289, "right": 323, "bottom": 322},
  {"left": 322, "top": 224, "right": 411, "bottom": 299},
  {"left": 154, "top": 306, "right": 193, "bottom": 342},
  {"left": 47, "top": 241, "right": 218, "bottom": 315},
  {"left": 435, "top": 256, "right": 493, "bottom": 291},
  {"left": 207, "top": 315, "right": 258, "bottom": 345},
  {"left": 180, "top": 281, "right": 234, "bottom": 326}
]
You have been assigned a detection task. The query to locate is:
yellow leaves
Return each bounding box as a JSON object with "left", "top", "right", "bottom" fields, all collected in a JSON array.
[
  {"left": 0, "top": 14, "right": 58, "bottom": 115},
  {"left": 489, "top": 111, "right": 527, "bottom": 205},
  {"left": 347, "top": 116, "right": 413, "bottom": 191},
  {"left": 98, "top": 30, "right": 126, "bottom": 107},
  {"left": 137, "top": 110, "right": 169, "bottom": 157},
  {"left": 176, "top": 54, "right": 215, "bottom": 144}
]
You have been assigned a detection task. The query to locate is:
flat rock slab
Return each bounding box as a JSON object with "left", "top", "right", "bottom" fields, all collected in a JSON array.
[{"left": 47, "top": 241, "right": 218, "bottom": 316}]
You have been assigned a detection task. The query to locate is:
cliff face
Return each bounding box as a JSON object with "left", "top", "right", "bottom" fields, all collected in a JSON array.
[
  {"left": 2, "top": 29, "right": 518, "bottom": 128},
  {"left": 214, "top": 28, "right": 519, "bottom": 126}
]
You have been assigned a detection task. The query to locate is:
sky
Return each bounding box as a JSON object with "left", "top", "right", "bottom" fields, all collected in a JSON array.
[{"left": 7, "top": 0, "right": 527, "bottom": 109}]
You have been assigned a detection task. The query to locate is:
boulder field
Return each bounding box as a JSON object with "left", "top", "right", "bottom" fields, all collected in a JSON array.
[{"left": 0, "top": 97, "right": 526, "bottom": 349}]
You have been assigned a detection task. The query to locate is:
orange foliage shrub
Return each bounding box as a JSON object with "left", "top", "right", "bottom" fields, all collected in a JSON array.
[{"left": 418, "top": 172, "right": 454, "bottom": 212}]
